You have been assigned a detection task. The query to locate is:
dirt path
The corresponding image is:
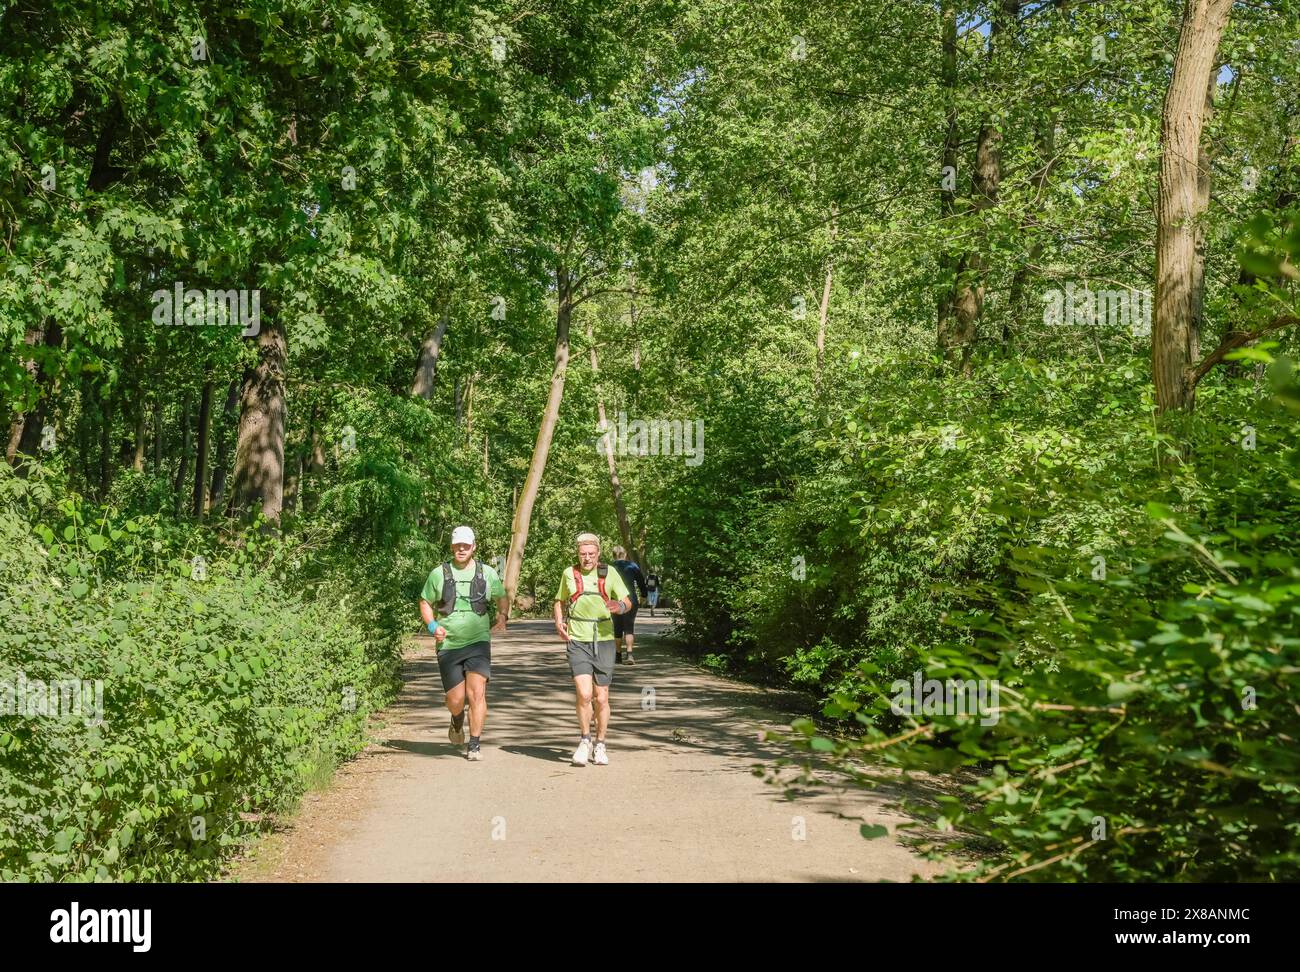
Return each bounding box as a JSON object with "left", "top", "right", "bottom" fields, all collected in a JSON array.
[{"left": 230, "top": 617, "right": 945, "bottom": 882}]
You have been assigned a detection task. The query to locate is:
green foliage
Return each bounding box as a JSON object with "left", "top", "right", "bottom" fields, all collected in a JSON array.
[
  {"left": 0, "top": 464, "right": 396, "bottom": 882},
  {"left": 775, "top": 357, "right": 1300, "bottom": 880}
]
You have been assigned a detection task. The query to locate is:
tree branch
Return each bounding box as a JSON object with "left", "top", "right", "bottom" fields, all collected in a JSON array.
[{"left": 1187, "top": 313, "right": 1299, "bottom": 387}]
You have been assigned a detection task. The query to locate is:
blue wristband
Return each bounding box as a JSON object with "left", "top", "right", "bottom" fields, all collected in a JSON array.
[{"left": 427, "top": 620, "right": 441, "bottom": 634}]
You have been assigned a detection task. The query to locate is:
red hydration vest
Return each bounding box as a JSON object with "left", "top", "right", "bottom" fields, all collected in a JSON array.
[{"left": 568, "top": 562, "right": 610, "bottom": 606}]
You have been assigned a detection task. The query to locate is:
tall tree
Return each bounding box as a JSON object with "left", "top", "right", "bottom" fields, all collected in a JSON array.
[{"left": 1153, "top": 0, "right": 1234, "bottom": 413}]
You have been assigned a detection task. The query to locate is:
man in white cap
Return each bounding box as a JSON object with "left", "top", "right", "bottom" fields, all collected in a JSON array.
[
  {"left": 419, "top": 526, "right": 508, "bottom": 760},
  {"left": 553, "top": 532, "right": 632, "bottom": 766}
]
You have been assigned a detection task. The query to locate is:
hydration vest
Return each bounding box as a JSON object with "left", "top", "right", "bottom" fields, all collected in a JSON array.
[
  {"left": 567, "top": 562, "right": 610, "bottom": 607},
  {"left": 435, "top": 560, "right": 489, "bottom": 617}
]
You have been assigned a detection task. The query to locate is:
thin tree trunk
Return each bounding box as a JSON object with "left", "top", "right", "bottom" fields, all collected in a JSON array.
[
  {"left": 1005, "top": 116, "right": 1060, "bottom": 346},
  {"left": 463, "top": 375, "right": 476, "bottom": 443},
  {"left": 936, "top": 0, "right": 961, "bottom": 351},
  {"left": 588, "top": 318, "right": 633, "bottom": 557},
  {"left": 208, "top": 379, "right": 240, "bottom": 513},
  {"left": 815, "top": 263, "right": 833, "bottom": 387},
  {"left": 132, "top": 399, "right": 147, "bottom": 471},
  {"left": 282, "top": 439, "right": 303, "bottom": 513},
  {"left": 411, "top": 311, "right": 449, "bottom": 398},
  {"left": 503, "top": 267, "right": 574, "bottom": 607},
  {"left": 5, "top": 325, "right": 45, "bottom": 465},
  {"left": 12, "top": 322, "right": 63, "bottom": 463},
  {"left": 172, "top": 391, "right": 192, "bottom": 517},
  {"left": 98, "top": 393, "right": 112, "bottom": 499},
  {"left": 943, "top": 1, "right": 1016, "bottom": 372},
  {"left": 151, "top": 399, "right": 162, "bottom": 475},
  {"left": 230, "top": 316, "right": 288, "bottom": 524},
  {"left": 191, "top": 379, "right": 213, "bottom": 517},
  {"left": 1153, "top": 0, "right": 1233, "bottom": 413}
]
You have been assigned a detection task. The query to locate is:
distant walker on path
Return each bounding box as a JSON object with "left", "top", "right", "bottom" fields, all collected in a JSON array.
[{"left": 610, "top": 545, "right": 648, "bottom": 665}]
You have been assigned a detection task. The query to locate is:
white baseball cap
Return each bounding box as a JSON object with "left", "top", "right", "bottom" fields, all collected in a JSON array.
[{"left": 451, "top": 526, "right": 476, "bottom": 545}]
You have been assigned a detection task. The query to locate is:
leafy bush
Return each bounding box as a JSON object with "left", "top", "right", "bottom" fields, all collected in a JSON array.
[
  {"left": 0, "top": 465, "right": 397, "bottom": 881},
  {"left": 780, "top": 355, "right": 1300, "bottom": 881}
]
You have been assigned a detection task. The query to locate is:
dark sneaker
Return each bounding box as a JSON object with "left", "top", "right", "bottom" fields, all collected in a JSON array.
[{"left": 449, "top": 715, "right": 466, "bottom": 746}]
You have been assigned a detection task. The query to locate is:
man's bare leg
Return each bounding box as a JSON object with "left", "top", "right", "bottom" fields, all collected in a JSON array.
[
  {"left": 444, "top": 682, "right": 466, "bottom": 743},
  {"left": 593, "top": 683, "right": 611, "bottom": 741},
  {"left": 574, "top": 674, "right": 594, "bottom": 737},
  {"left": 465, "top": 671, "right": 488, "bottom": 737},
  {"left": 445, "top": 683, "right": 466, "bottom": 720}
]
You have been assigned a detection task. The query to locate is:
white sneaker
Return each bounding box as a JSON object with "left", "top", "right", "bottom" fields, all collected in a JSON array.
[
  {"left": 466, "top": 745, "right": 482, "bottom": 761},
  {"left": 592, "top": 741, "right": 608, "bottom": 765},
  {"left": 572, "top": 738, "right": 591, "bottom": 766}
]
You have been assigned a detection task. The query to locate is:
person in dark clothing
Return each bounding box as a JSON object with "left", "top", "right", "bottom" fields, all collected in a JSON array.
[{"left": 610, "top": 546, "right": 648, "bottom": 664}]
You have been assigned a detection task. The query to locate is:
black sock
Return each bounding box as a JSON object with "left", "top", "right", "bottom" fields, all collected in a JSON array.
[
  {"left": 581, "top": 734, "right": 591, "bottom": 741},
  {"left": 451, "top": 710, "right": 465, "bottom": 728},
  {"left": 469, "top": 735, "right": 480, "bottom": 748}
]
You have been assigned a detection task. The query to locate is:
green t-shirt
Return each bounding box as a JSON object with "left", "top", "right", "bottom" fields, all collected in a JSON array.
[
  {"left": 420, "top": 560, "right": 506, "bottom": 651},
  {"left": 554, "top": 564, "right": 630, "bottom": 643}
]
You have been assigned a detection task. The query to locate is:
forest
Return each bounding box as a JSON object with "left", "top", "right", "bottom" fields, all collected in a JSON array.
[{"left": 2, "top": 0, "right": 1298, "bottom": 883}]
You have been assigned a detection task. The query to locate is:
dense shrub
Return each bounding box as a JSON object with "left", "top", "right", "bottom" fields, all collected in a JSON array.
[
  {"left": 776, "top": 354, "right": 1300, "bottom": 880},
  {"left": 0, "top": 465, "right": 397, "bottom": 881}
]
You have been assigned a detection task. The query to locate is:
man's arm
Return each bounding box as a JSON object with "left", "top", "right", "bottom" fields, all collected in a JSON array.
[
  {"left": 419, "top": 599, "right": 447, "bottom": 643},
  {"left": 606, "top": 572, "right": 632, "bottom": 614},
  {"left": 490, "top": 595, "right": 509, "bottom": 634},
  {"left": 553, "top": 599, "right": 570, "bottom": 641}
]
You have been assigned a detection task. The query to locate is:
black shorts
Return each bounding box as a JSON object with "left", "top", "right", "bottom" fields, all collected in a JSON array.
[
  {"left": 436, "top": 640, "right": 490, "bottom": 692},
  {"left": 613, "top": 605, "right": 638, "bottom": 638}
]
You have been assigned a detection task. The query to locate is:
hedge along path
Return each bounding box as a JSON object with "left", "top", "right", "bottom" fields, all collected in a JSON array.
[{"left": 228, "top": 616, "right": 944, "bottom": 882}]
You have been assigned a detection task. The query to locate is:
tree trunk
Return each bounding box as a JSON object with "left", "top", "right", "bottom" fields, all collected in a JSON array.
[
  {"left": 936, "top": 0, "right": 961, "bottom": 351},
  {"left": 1004, "top": 116, "right": 1060, "bottom": 346},
  {"left": 940, "top": 1, "right": 1016, "bottom": 371},
  {"left": 12, "top": 322, "right": 63, "bottom": 464},
  {"left": 282, "top": 439, "right": 303, "bottom": 513},
  {"left": 502, "top": 267, "right": 574, "bottom": 607},
  {"left": 463, "top": 375, "right": 476, "bottom": 442},
  {"left": 208, "top": 379, "right": 240, "bottom": 513},
  {"left": 132, "top": 399, "right": 147, "bottom": 472},
  {"left": 98, "top": 393, "right": 112, "bottom": 499},
  {"left": 588, "top": 318, "right": 634, "bottom": 557},
  {"left": 5, "top": 325, "right": 45, "bottom": 465},
  {"left": 151, "top": 399, "right": 162, "bottom": 474},
  {"left": 411, "top": 311, "right": 449, "bottom": 398},
  {"left": 815, "top": 263, "right": 833, "bottom": 387},
  {"left": 172, "top": 392, "right": 192, "bottom": 517},
  {"left": 1153, "top": 0, "right": 1233, "bottom": 413},
  {"left": 191, "top": 379, "right": 213, "bottom": 517},
  {"left": 230, "top": 316, "right": 288, "bottom": 524}
]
